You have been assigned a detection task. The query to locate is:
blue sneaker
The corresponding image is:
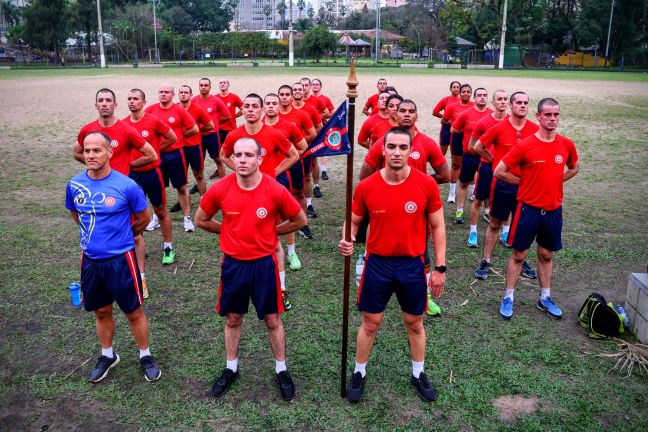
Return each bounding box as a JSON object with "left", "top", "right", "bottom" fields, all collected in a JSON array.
[
  {"left": 521, "top": 261, "right": 538, "bottom": 279},
  {"left": 467, "top": 232, "right": 478, "bottom": 247},
  {"left": 537, "top": 297, "right": 562, "bottom": 319},
  {"left": 474, "top": 260, "right": 491, "bottom": 280},
  {"left": 499, "top": 231, "right": 511, "bottom": 248},
  {"left": 499, "top": 297, "right": 513, "bottom": 320}
]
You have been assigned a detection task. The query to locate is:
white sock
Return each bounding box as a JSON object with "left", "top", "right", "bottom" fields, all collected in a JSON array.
[
  {"left": 468, "top": 184, "right": 475, "bottom": 195},
  {"left": 505, "top": 288, "right": 515, "bottom": 300},
  {"left": 139, "top": 347, "right": 151, "bottom": 359},
  {"left": 184, "top": 215, "right": 191, "bottom": 221},
  {"left": 163, "top": 242, "right": 173, "bottom": 249},
  {"left": 502, "top": 225, "right": 510, "bottom": 234},
  {"left": 102, "top": 346, "right": 114, "bottom": 358},
  {"left": 470, "top": 225, "right": 477, "bottom": 233},
  {"left": 279, "top": 271, "right": 286, "bottom": 289},
  {"left": 412, "top": 360, "right": 424, "bottom": 378},
  {"left": 275, "top": 359, "right": 287, "bottom": 374},
  {"left": 483, "top": 257, "right": 491, "bottom": 264},
  {"left": 540, "top": 288, "right": 551, "bottom": 300},
  {"left": 306, "top": 197, "right": 312, "bottom": 206},
  {"left": 314, "top": 183, "right": 319, "bottom": 188},
  {"left": 449, "top": 183, "right": 456, "bottom": 194},
  {"left": 457, "top": 207, "right": 463, "bottom": 213},
  {"left": 226, "top": 358, "right": 238, "bottom": 372},
  {"left": 140, "top": 272, "right": 146, "bottom": 281},
  {"left": 321, "top": 165, "right": 327, "bottom": 171},
  {"left": 354, "top": 361, "right": 367, "bottom": 377},
  {"left": 287, "top": 244, "right": 296, "bottom": 255}
]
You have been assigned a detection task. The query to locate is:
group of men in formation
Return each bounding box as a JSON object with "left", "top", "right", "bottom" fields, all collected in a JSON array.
[{"left": 66, "top": 73, "right": 579, "bottom": 403}]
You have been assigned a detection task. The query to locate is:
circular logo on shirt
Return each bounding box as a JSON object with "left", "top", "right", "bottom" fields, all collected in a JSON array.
[
  {"left": 555, "top": 154, "right": 564, "bottom": 164},
  {"left": 110, "top": 139, "right": 118, "bottom": 148},
  {"left": 260, "top": 148, "right": 267, "bottom": 157},
  {"left": 410, "top": 151, "right": 421, "bottom": 160},
  {"left": 404, "top": 201, "right": 417, "bottom": 214},
  {"left": 141, "top": 130, "right": 149, "bottom": 138},
  {"left": 105, "top": 197, "right": 116, "bottom": 207},
  {"left": 207, "top": 107, "right": 213, "bottom": 113},
  {"left": 256, "top": 207, "right": 268, "bottom": 218},
  {"left": 227, "top": 102, "right": 232, "bottom": 107},
  {"left": 168, "top": 116, "right": 176, "bottom": 124},
  {"left": 74, "top": 195, "right": 86, "bottom": 205}
]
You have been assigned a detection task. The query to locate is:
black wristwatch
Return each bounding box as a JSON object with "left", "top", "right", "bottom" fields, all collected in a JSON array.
[{"left": 433, "top": 265, "right": 447, "bottom": 273}]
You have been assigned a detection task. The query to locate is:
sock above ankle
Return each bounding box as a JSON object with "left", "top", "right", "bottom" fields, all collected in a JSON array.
[
  {"left": 306, "top": 198, "right": 312, "bottom": 206},
  {"left": 102, "top": 346, "right": 114, "bottom": 358},
  {"left": 505, "top": 288, "right": 515, "bottom": 300},
  {"left": 275, "top": 359, "right": 287, "bottom": 374},
  {"left": 502, "top": 225, "right": 510, "bottom": 234},
  {"left": 287, "top": 244, "right": 296, "bottom": 255},
  {"left": 163, "top": 242, "right": 173, "bottom": 249},
  {"left": 470, "top": 225, "right": 477, "bottom": 233},
  {"left": 226, "top": 358, "right": 238, "bottom": 372},
  {"left": 354, "top": 361, "right": 367, "bottom": 377},
  {"left": 449, "top": 183, "right": 457, "bottom": 193},
  {"left": 279, "top": 271, "right": 286, "bottom": 289},
  {"left": 540, "top": 288, "right": 551, "bottom": 300},
  {"left": 139, "top": 347, "right": 151, "bottom": 359},
  {"left": 412, "top": 360, "right": 424, "bottom": 378}
]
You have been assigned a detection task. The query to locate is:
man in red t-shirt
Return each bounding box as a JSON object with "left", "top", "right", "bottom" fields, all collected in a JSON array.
[
  {"left": 450, "top": 87, "right": 492, "bottom": 225},
  {"left": 357, "top": 92, "right": 391, "bottom": 149},
  {"left": 362, "top": 78, "right": 388, "bottom": 116},
  {"left": 75, "top": 88, "right": 157, "bottom": 177},
  {"left": 338, "top": 127, "right": 446, "bottom": 404},
  {"left": 301, "top": 77, "right": 330, "bottom": 121},
  {"left": 443, "top": 83, "right": 474, "bottom": 203},
  {"left": 472, "top": 92, "right": 539, "bottom": 282},
  {"left": 194, "top": 78, "right": 231, "bottom": 181},
  {"left": 123, "top": 88, "right": 177, "bottom": 293},
  {"left": 145, "top": 83, "right": 199, "bottom": 233},
  {"left": 195, "top": 137, "right": 306, "bottom": 401},
  {"left": 432, "top": 81, "right": 461, "bottom": 153},
  {"left": 311, "top": 78, "right": 336, "bottom": 180},
  {"left": 495, "top": 98, "right": 579, "bottom": 320}
]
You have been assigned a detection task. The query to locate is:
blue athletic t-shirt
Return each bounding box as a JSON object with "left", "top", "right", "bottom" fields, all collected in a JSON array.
[{"left": 65, "top": 170, "right": 148, "bottom": 259}]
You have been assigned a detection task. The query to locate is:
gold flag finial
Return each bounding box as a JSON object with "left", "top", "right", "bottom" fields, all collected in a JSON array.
[{"left": 346, "top": 56, "right": 359, "bottom": 99}]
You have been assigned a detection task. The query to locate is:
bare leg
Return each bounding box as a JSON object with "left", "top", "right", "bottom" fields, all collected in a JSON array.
[
  {"left": 450, "top": 155, "right": 462, "bottom": 184},
  {"left": 355, "top": 312, "right": 384, "bottom": 363},
  {"left": 95, "top": 304, "right": 115, "bottom": 349},
  {"left": 177, "top": 185, "right": 191, "bottom": 218},
  {"left": 193, "top": 169, "right": 206, "bottom": 196},
  {"left": 470, "top": 199, "right": 483, "bottom": 226},
  {"left": 456, "top": 181, "right": 469, "bottom": 212},
  {"left": 536, "top": 245, "right": 554, "bottom": 289},
  {"left": 125, "top": 306, "right": 149, "bottom": 349},
  {"left": 264, "top": 313, "right": 286, "bottom": 361},
  {"left": 214, "top": 158, "right": 226, "bottom": 179},
  {"left": 134, "top": 234, "right": 145, "bottom": 273},
  {"left": 312, "top": 158, "right": 320, "bottom": 184},
  {"left": 483, "top": 217, "right": 503, "bottom": 260},
  {"left": 224, "top": 313, "right": 244, "bottom": 360},
  {"left": 275, "top": 239, "right": 285, "bottom": 273},
  {"left": 402, "top": 312, "right": 425, "bottom": 362},
  {"left": 154, "top": 205, "right": 172, "bottom": 244},
  {"left": 505, "top": 248, "right": 529, "bottom": 290}
]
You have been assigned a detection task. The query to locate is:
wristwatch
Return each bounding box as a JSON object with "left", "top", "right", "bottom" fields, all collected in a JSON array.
[{"left": 433, "top": 265, "right": 447, "bottom": 273}]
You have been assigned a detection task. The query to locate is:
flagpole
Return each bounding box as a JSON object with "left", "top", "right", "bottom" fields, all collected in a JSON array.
[{"left": 341, "top": 56, "right": 358, "bottom": 398}]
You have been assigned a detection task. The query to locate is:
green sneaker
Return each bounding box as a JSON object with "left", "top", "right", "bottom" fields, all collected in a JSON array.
[
  {"left": 287, "top": 253, "right": 302, "bottom": 271},
  {"left": 426, "top": 294, "right": 442, "bottom": 316},
  {"left": 454, "top": 210, "right": 464, "bottom": 224},
  {"left": 162, "top": 247, "right": 175, "bottom": 265}
]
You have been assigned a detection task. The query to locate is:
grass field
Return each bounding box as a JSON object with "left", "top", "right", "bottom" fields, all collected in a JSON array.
[{"left": 0, "top": 67, "right": 647, "bottom": 431}]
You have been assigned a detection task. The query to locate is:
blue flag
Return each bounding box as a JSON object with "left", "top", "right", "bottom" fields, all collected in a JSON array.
[{"left": 302, "top": 101, "right": 352, "bottom": 158}]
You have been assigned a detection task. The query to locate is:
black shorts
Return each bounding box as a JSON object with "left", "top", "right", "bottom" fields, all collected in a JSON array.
[
  {"left": 509, "top": 204, "right": 563, "bottom": 252},
  {"left": 474, "top": 162, "right": 493, "bottom": 201},
  {"left": 302, "top": 155, "right": 313, "bottom": 175},
  {"left": 490, "top": 179, "right": 518, "bottom": 222},
  {"left": 439, "top": 124, "right": 451, "bottom": 147},
  {"left": 201, "top": 133, "right": 220, "bottom": 160},
  {"left": 183, "top": 145, "right": 204, "bottom": 172},
  {"left": 459, "top": 154, "right": 480, "bottom": 184},
  {"left": 129, "top": 167, "right": 166, "bottom": 207},
  {"left": 80, "top": 250, "right": 143, "bottom": 313},
  {"left": 160, "top": 149, "right": 188, "bottom": 189},
  {"left": 450, "top": 132, "right": 464, "bottom": 156}
]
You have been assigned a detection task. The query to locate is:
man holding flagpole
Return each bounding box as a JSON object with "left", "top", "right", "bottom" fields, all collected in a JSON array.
[{"left": 338, "top": 126, "right": 446, "bottom": 403}]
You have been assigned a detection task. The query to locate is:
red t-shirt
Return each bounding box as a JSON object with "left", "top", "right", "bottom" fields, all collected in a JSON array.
[
  {"left": 77, "top": 119, "right": 146, "bottom": 176},
  {"left": 472, "top": 114, "right": 509, "bottom": 163},
  {"left": 364, "top": 93, "right": 379, "bottom": 113},
  {"left": 216, "top": 93, "right": 243, "bottom": 131},
  {"left": 304, "top": 95, "right": 327, "bottom": 115},
  {"left": 366, "top": 132, "right": 446, "bottom": 174},
  {"left": 199, "top": 174, "right": 302, "bottom": 260},
  {"left": 502, "top": 134, "right": 578, "bottom": 210},
  {"left": 358, "top": 113, "right": 389, "bottom": 144},
  {"left": 353, "top": 169, "right": 442, "bottom": 257},
  {"left": 480, "top": 118, "right": 539, "bottom": 176},
  {"left": 295, "top": 103, "right": 321, "bottom": 128},
  {"left": 316, "top": 94, "right": 335, "bottom": 112},
  {"left": 264, "top": 118, "right": 304, "bottom": 147},
  {"left": 191, "top": 95, "right": 229, "bottom": 135},
  {"left": 278, "top": 107, "right": 314, "bottom": 137},
  {"left": 222, "top": 124, "right": 293, "bottom": 176},
  {"left": 432, "top": 95, "right": 460, "bottom": 118},
  {"left": 442, "top": 101, "right": 474, "bottom": 124},
  {"left": 122, "top": 113, "right": 171, "bottom": 172},
  {"left": 370, "top": 120, "right": 398, "bottom": 144},
  {"left": 184, "top": 103, "right": 212, "bottom": 146},
  {"left": 452, "top": 107, "right": 493, "bottom": 152},
  {"left": 144, "top": 103, "right": 196, "bottom": 152}
]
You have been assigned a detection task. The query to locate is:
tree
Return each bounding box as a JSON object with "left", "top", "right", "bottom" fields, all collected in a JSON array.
[
  {"left": 165, "top": 0, "right": 231, "bottom": 33},
  {"left": 297, "top": 0, "right": 306, "bottom": 19},
  {"left": 161, "top": 5, "right": 192, "bottom": 35},
  {"left": 302, "top": 24, "right": 337, "bottom": 61},
  {"left": 277, "top": 0, "right": 287, "bottom": 30},
  {"left": 263, "top": 2, "right": 272, "bottom": 29},
  {"left": 22, "top": 0, "right": 69, "bottom": 60},
  {"left": 315, "top": 5, "right": 335, "bottom": 26},
  {"left": 307, "top": 4, "right": 315, "bottom": 21},
  {"left": 1, "top": 1, "right": 20, "bottom": 29}
]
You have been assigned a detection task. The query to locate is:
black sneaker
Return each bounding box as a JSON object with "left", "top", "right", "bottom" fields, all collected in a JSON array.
[
  {"left": 313, "top": 186, "right": 323, "bottom": 198},
  {"left": 521, "top": 260, "right": 538, "bottom": 279},
  {"left": 282, "top": 291, "right": 292, "bottom": 311},
  {"left": 89, "top": 354, "right": 120, "bottom": 383},
  {"left": 307, "top": 205, "right": 318, "bottom": 218},
  {"left": 299, "top": 225, "right": 314, "bottom": 239},
  {"left": 276, "top": 370, "right": 296, "bottom": 401},
  {"left": 411, "top": 372, "right": 437, "bottom": 402},
  {"left": 211, "top": 368, "right": 240, "bottom": 397},
  {"left": 169, "top": 202, "right": 181, "bottom": 213},
  {"left": 321, "top": 171, "right": 329, "bottom": 180},
  {"left": 140, "top": 355, "right": 162, "bottom": 382},
  {"left": 189, "top": 184, "right": 199, "bottom": 195},
  {"left": 346, "top": 371, "right": 366, "bottom": 403}
]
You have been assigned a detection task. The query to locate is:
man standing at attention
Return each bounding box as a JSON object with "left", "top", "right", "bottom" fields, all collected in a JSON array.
[
  {"left": 67, "top": 131, "right": 161, "bottom": 383},
  {"left": 338, "top": 127, "right": 447, "bottom": 403},
  {"left": 494, "top": 98, "right": 579, "bottom": 320},
  {"left": 195, "top": 137, "right": 306, "bottom": 401}
]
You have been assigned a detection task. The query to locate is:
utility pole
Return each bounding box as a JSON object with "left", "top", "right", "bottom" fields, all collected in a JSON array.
[
  {"left": 497, "top": 0, "right": 507, "bottom": 69},
  {"left": 152, "top": 0, "right": 159, "bottom": 63},
  {"left": 605, "top": 0, "right": 615, "bottom": 67},
  {"left": 96, "top": 0, "right": 106, "bottom": 68},
  {"left": 289, "top": 0, "right": 294, "bottom": 66},
  {"left": 374, "top": 0, "right": 381, "bottom": 65}
]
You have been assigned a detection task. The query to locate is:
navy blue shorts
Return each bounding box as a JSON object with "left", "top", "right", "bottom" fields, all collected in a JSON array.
[
  {"left": 489, "top": 179, "right": 518, "bottom": 222},
  {"left": 217, "top": 255, "right": 283, "bottom": 320},
  {"left": 276, "top": 172, "right": 292, "bottom": 193},
  {"left": 302, "top": 155, "right": 313, "bottom": 175},
  {"left": 357, "top": 255, "right": 427, "bottom": 315},
  {"left": 183, "top": 145, "right": 204, "bottom": 172},
  {"left": 160, "top": 149, "right": 188, "bottom": 189},
  {"left": 459, "top": 153, "right": 480, "bottom": 184},
  {"left": 289, "top": 160, "right": 304, "bottom": 189},
  {"left": 474, "top": 162, "right": 493, "bottom": 201},
  {"left": 509, "top": 204, "right": 563, "bottom": 252},
  {"left": 80, "top": 250, "right": 143, "bottom": 313},
  {"left": 129, "top": 167, "right": 166, "bottom": 207},
  {"left": 439, "top": 124, "right": 451, "bottom": 147},
  {"left": 450, "top": 132, "right": 464, "bottom": 156},
  {"left": 201, "top": 133, "right": 219, "bottom": 160}
]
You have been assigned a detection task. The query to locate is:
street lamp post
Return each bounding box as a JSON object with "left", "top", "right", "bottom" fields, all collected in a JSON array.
[
  {"left": 374, "top": 0, "right": 380, "bottom": 65},
  {"left": 497, "top": 0, "right": 508, "bottom": 69},
  {"left": 96, "top": 0, "right": 106, "bottom": 68},
  {"left": 152, "top": 0, "right": 159, "bottom": 63},
  {"left": 604, "top": 0, "right": 615, "bottom": 67},
  {"left": 289, "top": 0, "right": 294, "bottom": 66}
]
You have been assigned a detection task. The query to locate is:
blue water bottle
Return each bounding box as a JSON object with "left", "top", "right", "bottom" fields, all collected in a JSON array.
[
  {"left": 69, "top": 282, "right": 82, "bottom": 307},
  {"left": 614, "top": 304, "right": 631, "bottom": 328}
]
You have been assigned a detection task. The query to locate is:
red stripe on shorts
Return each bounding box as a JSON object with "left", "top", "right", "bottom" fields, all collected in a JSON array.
[
  {"left": 272, "top": 254, "right": 284, "bottom": 314},
  {"left": 155, "top": 166, "right": 167, "bottom": 205},
  {"left": 125, "top": 250, "right": 143, "bottom": 304},
  {"left": 507, "top": 202, "right": 524, "bottom": 248}
]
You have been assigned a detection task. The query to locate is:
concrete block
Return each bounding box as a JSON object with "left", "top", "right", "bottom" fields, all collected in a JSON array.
[
  {"left": 138, "top": 64, "right": 164, "bottom": 68},
  {"left": 258, "top": 62, "right": 285, "bottom": 67},
  {"left": 624, "top": 303, "right": 637, "bottom": 332},
  {"left": 637, "top": 285, "right": 648, "bottom": 318},
  {"left": 634, "top": 313, "right": 648, "bottom": 344},
  {"left": 0, "top": 66, "right": 11, "bottom": 70},
  {"left": 433, "top": 64, "right": 462, "bottom": 69},
  {"left": 627, "top": 276, "right": 640, "bottom": 306},
  {"left": 401, "top": 64, "right": 428, "bottom": 68},
  {"left": 467, "top": 64, "right": 495, "bottom": 69},
  {"left": 227, "top": 62, "right": 254, "bottom": 67}
]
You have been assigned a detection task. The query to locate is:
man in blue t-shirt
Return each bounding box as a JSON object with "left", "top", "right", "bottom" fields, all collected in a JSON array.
[{"left": 66, "top": 131, "right": 162, "bottom": 383}]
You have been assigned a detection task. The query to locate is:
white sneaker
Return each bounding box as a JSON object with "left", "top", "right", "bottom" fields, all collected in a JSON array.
[
  {"left": 183, "top": 216, "right": 195, "bottom": 233},
  {"left": 447, "top": 192, "right": 456, "bottom": 203},
  {"left": 146, "top": 214, "right": 160, "bottom": 232}
]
